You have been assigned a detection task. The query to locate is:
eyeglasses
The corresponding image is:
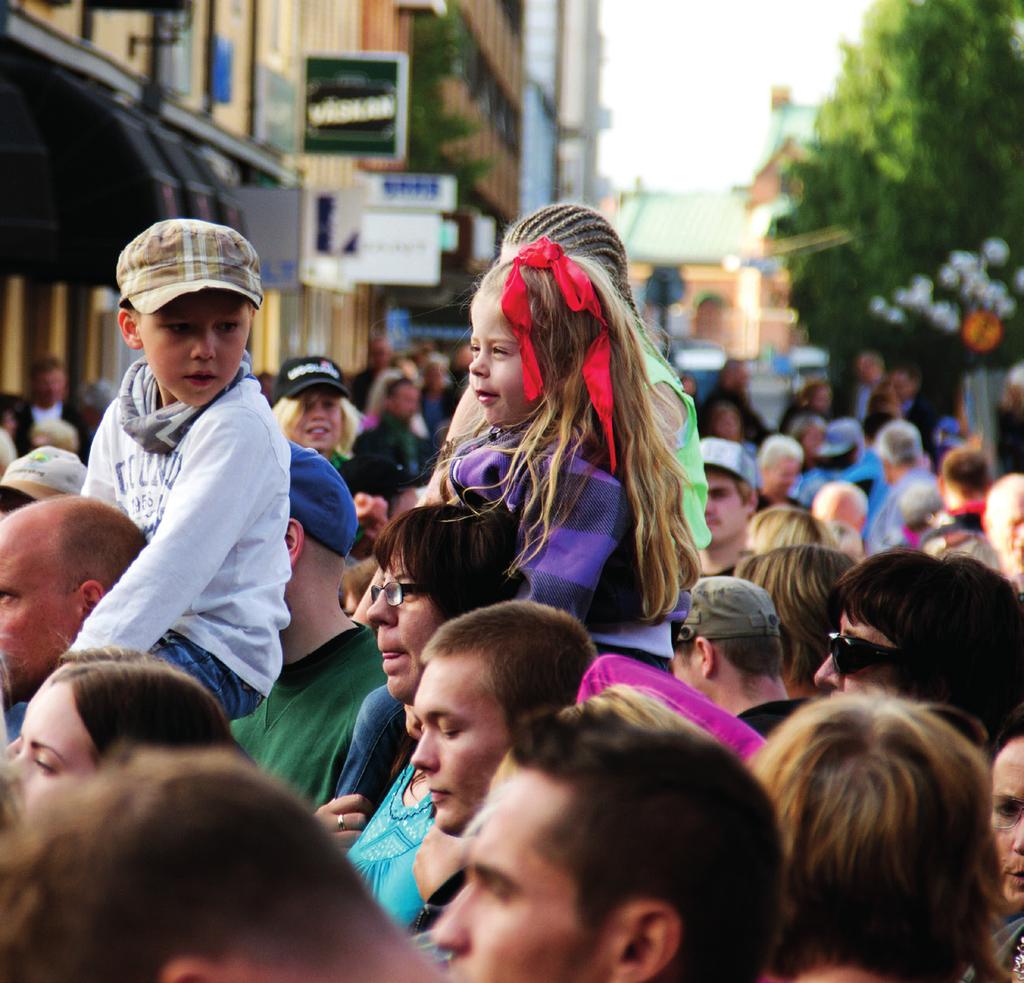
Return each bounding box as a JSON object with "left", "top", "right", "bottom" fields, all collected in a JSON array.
[
  {"left": 827, "top": 632, "right": 902, "bottom": 676},
  {"left": 370, "top": 582, "right": 425, "bottom": 607},
  {"left": 993, "top": 797, "right": 1024, "bottom": 830}
]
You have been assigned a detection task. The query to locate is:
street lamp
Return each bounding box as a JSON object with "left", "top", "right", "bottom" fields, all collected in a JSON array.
[{"left": 869, "top": 237, "right": 1019, "bottom": 349}]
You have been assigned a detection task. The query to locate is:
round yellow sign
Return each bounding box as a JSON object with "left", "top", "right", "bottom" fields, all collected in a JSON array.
[{"left": 961, "top": 310, "right": 1004, "bottom": 354}]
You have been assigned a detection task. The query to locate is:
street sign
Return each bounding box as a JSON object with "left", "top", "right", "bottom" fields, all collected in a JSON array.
[
  {"left": 961, "top": 310, "right": 1004, "bottom": 354},
  {"left": 645, "top": 266, "right": 685, "bottom": 307},
  {"left": 361, "top": 173, "right": 457, "bottom": 212},
  {"left": 303, "top": 53, "right": 408, "bottom": 159}
]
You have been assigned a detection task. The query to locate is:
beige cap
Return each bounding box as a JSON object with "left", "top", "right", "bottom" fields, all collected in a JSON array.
[
  {"left": 117, "top": 219, "right": 262, "bottom": 315},
  {"left": 0, "top": 446, "right": 87, "bottom": 500},
  {"left": 678, "top": 576, "right": 781, "bottom": 641}
]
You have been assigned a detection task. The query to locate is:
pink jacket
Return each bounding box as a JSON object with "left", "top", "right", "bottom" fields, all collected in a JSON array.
[{"left": 576, "top": 655, "right": 765, "bottom": 761}]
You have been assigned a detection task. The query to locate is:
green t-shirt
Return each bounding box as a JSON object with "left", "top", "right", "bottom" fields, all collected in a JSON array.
[
  {"left": 641, "top": 343, "right": 711, "bottom": 549},
  {"left": 232, "top": 624, "right": 385, "bottom": 806}
]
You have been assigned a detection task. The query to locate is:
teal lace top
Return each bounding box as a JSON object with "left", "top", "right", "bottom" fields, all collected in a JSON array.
[{"left": 348, "top": 764, "right": 434, "bottom": 925}]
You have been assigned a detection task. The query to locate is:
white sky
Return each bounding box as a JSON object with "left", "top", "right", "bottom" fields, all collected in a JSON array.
[{"left": 598, "top": 0, "right": 878, "bottom": 193}]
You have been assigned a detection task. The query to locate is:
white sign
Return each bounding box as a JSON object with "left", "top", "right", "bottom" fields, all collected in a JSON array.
[
  {"left": 360, "top": 173, "right": 457, "bottom": 212},
  {"left": 303, "top": 187, "right": 366, "bottom": 258},
  {"left": 344, "top": 211, "right": 442, "bottom": 286}
]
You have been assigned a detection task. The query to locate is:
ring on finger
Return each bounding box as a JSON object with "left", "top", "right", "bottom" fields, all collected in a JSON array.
[{"left": 337, "top": 814, "right": 346, "bottom": 831}]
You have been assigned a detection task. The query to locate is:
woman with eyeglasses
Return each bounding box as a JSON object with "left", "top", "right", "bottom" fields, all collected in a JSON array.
[
  {"left": 318, "top": 503, "right": 521, "bottom": 926},
  {"left": 755, "top": 694, "right": 1003, "bottom": 983},
  {"left": 811, "top": 549, "right": 1024, "bottom": 743}
]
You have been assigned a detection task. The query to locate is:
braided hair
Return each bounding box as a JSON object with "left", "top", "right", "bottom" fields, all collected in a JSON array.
[{"left": 503, "top": 204, "right": 639, "bottom": 319}]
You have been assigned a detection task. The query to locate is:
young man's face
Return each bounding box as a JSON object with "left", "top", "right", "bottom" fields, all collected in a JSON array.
[
  {"left": 434, "top": 770, "right": 611, "bottom": 983},
  {"left": 703, "top": 470, "right": 755, "bottom": 551},
  {"left": 410, "top": 653, "right": 511, "bottom": 835},
  {"left": 118, "top": 289, "right": 253, "bottom": 408}
]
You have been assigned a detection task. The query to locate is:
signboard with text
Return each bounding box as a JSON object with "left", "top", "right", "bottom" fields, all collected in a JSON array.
[
  {"left": 303, "top": 53, "right": 408, "bottom": 159},
  {"left": 361, "top": 173, "right": 457, "bottom": 212},
  {"left": 344, "top": 211, "right": 442, "bottom": 287}
]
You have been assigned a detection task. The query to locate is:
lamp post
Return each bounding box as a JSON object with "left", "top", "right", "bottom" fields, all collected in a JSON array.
[{"left": 868, "top": 238, "right": 1022, "bottom": 445}]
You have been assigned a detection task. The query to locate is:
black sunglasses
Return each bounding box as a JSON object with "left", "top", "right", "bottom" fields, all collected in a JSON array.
[{"left": 827, "top": 632, "right": 902, "bottom": 676}]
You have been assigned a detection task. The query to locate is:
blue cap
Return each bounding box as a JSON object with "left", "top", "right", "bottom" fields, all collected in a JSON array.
[
  {"left": 288, "top": 443, "right": 357, "bottom": 557},
  {"left": 818, "top": 417, "right": 864, "bottom": 458}
]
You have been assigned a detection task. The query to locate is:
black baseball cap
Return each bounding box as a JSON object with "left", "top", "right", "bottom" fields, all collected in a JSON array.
[{"left": 273, "top": 356, "right": 351, "bottom": 404}]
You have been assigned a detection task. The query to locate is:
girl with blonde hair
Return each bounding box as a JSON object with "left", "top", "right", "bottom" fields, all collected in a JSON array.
[
  {"left": 439, "top": 237, "right": 699, "bottom": 665},
  {"left": 433, "top": 203, "right": 710, "bottom": 551}
]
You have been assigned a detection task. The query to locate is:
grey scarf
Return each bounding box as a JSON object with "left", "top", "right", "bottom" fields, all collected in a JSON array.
[{"left": 120, "top": 352, "right": 252, "bottom": 454}]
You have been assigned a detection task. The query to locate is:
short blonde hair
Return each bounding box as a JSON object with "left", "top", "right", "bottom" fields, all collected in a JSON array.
[
  {"left": 754, "top": 694, "right": 1002, "bottom": 981},
  {"left": 747, "top": 506, "right": 836, "bottom": 555},
  {"left": 29, "top": 418, "right": 79, "bottom": 453},
  {"left": 272, "top": 393, "right": 362, "bottom": 460}
]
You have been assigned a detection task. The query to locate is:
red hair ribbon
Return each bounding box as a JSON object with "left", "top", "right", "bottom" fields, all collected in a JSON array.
[{"left": 500, "top": 236, "right": 618, "bottom": 473}]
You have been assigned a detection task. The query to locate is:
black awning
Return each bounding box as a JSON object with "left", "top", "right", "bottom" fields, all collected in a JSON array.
[
  {"left": 183, "top": 144, "right": 248, "bottom": 235},
  {"left": 0, "top": 71, "right": 58, "bottom": 263},
  {"left": 0, "top": 52, "right": 256, "bottom": 284},
  {"left": 146, "top": 119, "right": 220, "bottom": 224},
  {"left": 0, "top": 53, "right": 186, "bottom": 283}
]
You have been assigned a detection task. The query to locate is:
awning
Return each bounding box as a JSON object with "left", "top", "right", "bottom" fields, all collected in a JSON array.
[
  {"left": 0, "top": 69, "right": 58, "bottom": 262},
  {"left": 0, "top": 52, "right": 252, "bottom": 284},
  {"left": 147, "top": 119, "right": 220, "bottom": 224},
  {"left": 183, "top": 143, "right": 248, "bottom": 234}
]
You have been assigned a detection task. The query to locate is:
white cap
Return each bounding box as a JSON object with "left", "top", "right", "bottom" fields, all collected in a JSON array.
[
  {"left": 700, "top": 437, "right": 759, "bottom": 487},
  {"left": 0, "top": 446, "right": 87, "bottom": 499}
]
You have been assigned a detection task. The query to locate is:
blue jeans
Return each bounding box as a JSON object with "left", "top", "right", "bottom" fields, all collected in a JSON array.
[
  {"left": 333, "top": 684, "right": 406, "bottom": 805},
  {"left": 153, "top": 631, "right": 263, "bottom": 721}
]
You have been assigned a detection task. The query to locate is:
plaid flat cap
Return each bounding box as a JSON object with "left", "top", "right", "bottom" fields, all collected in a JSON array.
[{"left": 117, "top": 219, "right": 262, "bottom": 314}]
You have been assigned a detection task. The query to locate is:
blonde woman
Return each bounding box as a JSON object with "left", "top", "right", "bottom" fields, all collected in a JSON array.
[
  {"left": 271, "top": 356, "right": 362, "bottom": 466},
  {"left": 735, "top": 544, "right": 853, "bottom": 698},
  {"left": 747, "top": 505, "right": 837, "bottom": 555}
]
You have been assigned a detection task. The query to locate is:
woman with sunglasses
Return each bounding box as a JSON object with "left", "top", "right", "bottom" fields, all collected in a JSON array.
[
  {"left": 320, "top": 503, "right": 521, "bottom": 926},
  {"left": 812, "top": 548, "right": 1024, "bottom": 742}
]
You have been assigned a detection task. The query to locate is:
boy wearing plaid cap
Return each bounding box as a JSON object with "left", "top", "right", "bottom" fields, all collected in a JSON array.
[{"left": 74, "top": 219, "right": 291, "bottom": 718}]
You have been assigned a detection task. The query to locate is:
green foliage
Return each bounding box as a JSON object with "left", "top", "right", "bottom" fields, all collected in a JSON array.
[
  {"left": 408, "top": 5, "right": 492, "bottom": 205},
  {"left": 781, "top": 0, "right": 1024, "bottom": 402}
]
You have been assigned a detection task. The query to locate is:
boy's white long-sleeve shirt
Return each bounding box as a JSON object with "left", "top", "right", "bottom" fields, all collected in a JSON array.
[{"left": 76, "top": 377, "right": 291, "bottom": 695}]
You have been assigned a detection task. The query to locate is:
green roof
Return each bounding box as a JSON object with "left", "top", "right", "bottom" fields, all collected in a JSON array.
[
  {"left": 615, "top": 191, "right": 748, "bottom": 265},
  {"left": 758, "top": 102, "right": 818, "bottom": 168}
]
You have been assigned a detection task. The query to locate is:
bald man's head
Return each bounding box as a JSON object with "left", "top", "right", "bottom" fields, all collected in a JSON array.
[
  {"left": 985, "top": 474, "right": 1024, "bottom": 578},
  {"left": 0, "top": 498, "right": 144, "bottom": 703},
  {"left": 811, "top": 481, "right": 869, "bottom": 534}
]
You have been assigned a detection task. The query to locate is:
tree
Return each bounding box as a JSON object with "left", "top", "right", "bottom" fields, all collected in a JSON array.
[
  {"left": 407, "top": 4, "right": 492, "bottom": 207},
  {"left": 779, "top": 0, "right": 1024, "bottom": 405}
]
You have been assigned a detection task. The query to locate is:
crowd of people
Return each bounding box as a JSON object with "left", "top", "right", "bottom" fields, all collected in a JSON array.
[{"left": 4, "top": 207, "right": 1024, "bottom": 982}]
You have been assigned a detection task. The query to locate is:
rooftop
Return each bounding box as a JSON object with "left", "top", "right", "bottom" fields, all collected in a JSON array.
[{"left": 615, "top": 190, "right": 749, "bottom": 265}]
